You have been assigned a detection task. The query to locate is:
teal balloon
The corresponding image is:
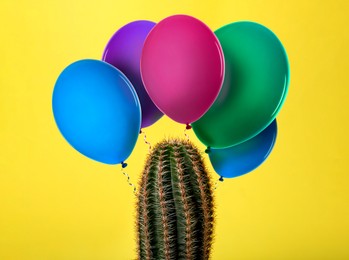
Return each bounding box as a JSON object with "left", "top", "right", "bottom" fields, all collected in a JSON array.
[
  {"left": 192, "top": 21, "right": 289, "bottom": 148},
  {"left": 209, "top": 120, "right": 277, "bottom": 178},
  {"left": 52, "top": 59, "right": 141, "bottom": 165}
]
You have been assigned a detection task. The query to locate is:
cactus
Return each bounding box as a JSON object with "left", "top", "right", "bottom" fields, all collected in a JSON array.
[{"left": 136, "top": 139, "right": 215, "bottom": 260}]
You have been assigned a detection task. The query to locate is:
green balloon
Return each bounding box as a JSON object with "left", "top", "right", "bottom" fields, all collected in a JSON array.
[{"left": 192, "top": 21, "right": 289, "bottom": 148}]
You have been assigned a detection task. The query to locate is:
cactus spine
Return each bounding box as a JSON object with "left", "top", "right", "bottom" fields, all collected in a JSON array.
[{"left": 136, "top": 139, "right": 215, "bottom": 260}]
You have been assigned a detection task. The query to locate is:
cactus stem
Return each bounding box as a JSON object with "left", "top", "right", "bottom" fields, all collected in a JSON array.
[{"left": 137, "top": 139, "right": 214, "bottom": 260}]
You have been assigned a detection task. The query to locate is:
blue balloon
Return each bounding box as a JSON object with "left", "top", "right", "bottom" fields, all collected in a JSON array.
[
  {"left": 209, "top": 120, "right": 277, "bottom": 178},
  {"left": 52, "top": 59, "right": 141, "bottom": 165}
]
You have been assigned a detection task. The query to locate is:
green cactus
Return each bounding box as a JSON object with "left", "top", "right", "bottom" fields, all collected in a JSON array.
[{"left": 136, "top": 139, "right": 215, "bottom": 260}]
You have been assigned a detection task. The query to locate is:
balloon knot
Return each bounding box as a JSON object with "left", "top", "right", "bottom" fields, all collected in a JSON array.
[
  {"left": 139, "top": 129, "right": 142, "bottom": 134},
  {"left": 186, "top": 124, "right": 192, "bottom": 130},
  {"left": 121, "top": 162, "right": 128, "bottom": 168},
  {"left": 205, "top": 147, "right": 211, "bottom": 154},
  {"left": 219, "top": 176, "right": 224, "bottom": 182}
]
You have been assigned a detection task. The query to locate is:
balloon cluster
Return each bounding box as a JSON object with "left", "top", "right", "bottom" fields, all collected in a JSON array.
[{"left": 52, "top": 15, "right": 289, "bottom": 179}]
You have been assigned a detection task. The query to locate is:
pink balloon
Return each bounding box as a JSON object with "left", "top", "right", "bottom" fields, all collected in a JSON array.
[{"left": 140, "top": 15, "right": 225, "bottom": 125}]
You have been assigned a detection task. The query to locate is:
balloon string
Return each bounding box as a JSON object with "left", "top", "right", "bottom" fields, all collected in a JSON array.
[
  {"left": 140, "top": 129, "right": 152, "bottom": 152},
  {"left": 120, "top": 164, "right": 137, "bottom": 195},
  {"left": 214, "top": 176, "right": 224, "bottom": 190},
  {"left": 184, "top": 124, "right": 192, "bottom": 141}
]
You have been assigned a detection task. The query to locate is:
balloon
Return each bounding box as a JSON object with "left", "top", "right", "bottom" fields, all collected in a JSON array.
[
  {"left": 52, "top": 59, "right": 141, "bottom": 165},
  {"left": 102, "top": 20, "right": 162, "bottom": 128},
  {"left": 192, "top": 21, "right": 289, "bottom": 148},
  {"left": 140, "top": 15, "right": 225, "bottom": 125},
  {"left": 209, "top": 120, "right": 277, "bottom": 179}
]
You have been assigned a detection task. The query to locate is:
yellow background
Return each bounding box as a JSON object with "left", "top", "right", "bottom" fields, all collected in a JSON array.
[{"left": 0, "top": 0, "right": 348, "bottom": 259}]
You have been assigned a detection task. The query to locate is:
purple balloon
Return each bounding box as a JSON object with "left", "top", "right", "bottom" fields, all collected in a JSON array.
[{"left": 102, "top": 20, "right": 163, "bottom": 128}]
